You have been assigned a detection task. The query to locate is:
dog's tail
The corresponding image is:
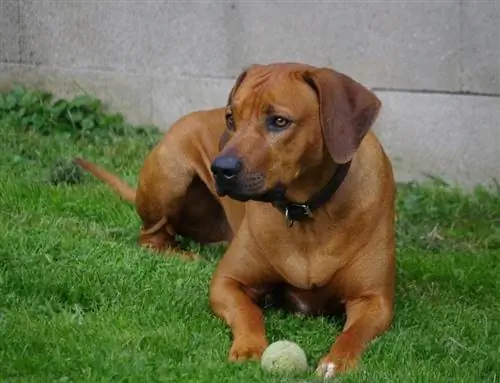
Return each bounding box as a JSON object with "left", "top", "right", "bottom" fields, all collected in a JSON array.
[{"left": 74, "top": 158, "right": 136, "bottom": 204}]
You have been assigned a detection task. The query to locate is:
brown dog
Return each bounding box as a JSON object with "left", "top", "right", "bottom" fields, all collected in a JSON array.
[{"left": 75, "top": 62, "right": 396, "bottom": 378}]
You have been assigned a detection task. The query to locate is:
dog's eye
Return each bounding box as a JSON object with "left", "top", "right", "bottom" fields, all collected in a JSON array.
[
  {"left": 226, "top": 113, "right": 235, "bottom": 131},
  {"left": 267, "top": 115, "right": 291, "bottom": 131}
]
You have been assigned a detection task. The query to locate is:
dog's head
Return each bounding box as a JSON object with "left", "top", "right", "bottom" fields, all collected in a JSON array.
[{"left": 211, "top": 63, "right": 381, "bottom": 202}]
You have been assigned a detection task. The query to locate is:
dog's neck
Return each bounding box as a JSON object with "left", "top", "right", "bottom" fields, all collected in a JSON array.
[
  {"left": 285, "top": 160, "right": 339, "bottom": 203},
  {"left": 269, "top": 158, "right": 351, "bottom": 226}
]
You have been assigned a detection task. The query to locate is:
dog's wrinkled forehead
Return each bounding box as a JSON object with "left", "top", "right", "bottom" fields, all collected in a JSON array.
[{"left": 229, "top": 63, "right": 319, "bottom": 116}]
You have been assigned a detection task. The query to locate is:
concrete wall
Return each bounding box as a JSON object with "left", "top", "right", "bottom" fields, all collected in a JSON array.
[{"left": 1, "top": 0, "right": 499, "bottom": 189}]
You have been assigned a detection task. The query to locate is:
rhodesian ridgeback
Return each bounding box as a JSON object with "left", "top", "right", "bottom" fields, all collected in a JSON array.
[{"left": 75, "top": 62, "right": 396, "bottom": 378}]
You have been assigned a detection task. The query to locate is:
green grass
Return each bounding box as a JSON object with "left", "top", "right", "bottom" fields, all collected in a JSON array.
[{"left": 0, "top": 88, "right": 499, "bottom": 382}]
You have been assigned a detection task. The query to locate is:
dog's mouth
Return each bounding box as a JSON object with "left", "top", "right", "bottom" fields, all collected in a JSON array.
[
  {"left": 216, "top": 184, "right": 286, "bottom": 203},
  {"left": 216, "top": 188, "right": 254, "bottom": 202},
  {"left": 214, "top": 174, "right": 286, "bottom": 203}
]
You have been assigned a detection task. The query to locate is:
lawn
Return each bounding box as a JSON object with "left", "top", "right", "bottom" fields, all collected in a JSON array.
[{"left": 0, "top": 88, "right": 499, "bottom": 382}]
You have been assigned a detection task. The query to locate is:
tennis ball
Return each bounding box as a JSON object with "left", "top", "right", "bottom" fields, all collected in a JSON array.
[{"left": 261, "top": 340, "right": 308, "bottom": 375}]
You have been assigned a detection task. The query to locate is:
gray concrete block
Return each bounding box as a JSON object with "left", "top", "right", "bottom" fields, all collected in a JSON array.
[
  {"left": 461, "top": 1, "right": 500, "bottom": 94},
  {"left": 0, "top": 0, "right": 21, "bottom": 63},
  {"left": 19, "top": 1, "right": 230, "bottom": 77},
  {"left": 146, "top": 2, "right": 231, "bottom": 77},
  {"left": 226, "top": 1, "right": 461, "bottom": 91},
  {"left": 151, "top": 76, "right": 234, "bottom": 129},
  {"left": 0, "top": 64, "right": 153, "bottom": 125},
  {"left": 18, "top": 1, "right": 462, "bottom": 92},
  {"left": 373, "top": 91, "right": 500, "bottom": 189}
]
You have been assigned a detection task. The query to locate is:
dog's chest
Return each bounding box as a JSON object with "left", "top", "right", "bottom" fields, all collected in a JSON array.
[{"left": 268, "top": 240, "right": 344, "bottom": 290}]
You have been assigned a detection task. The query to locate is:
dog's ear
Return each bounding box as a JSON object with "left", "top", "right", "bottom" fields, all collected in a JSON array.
[
  {"left": 219, "top": 68, "right": 249, "bottom": 150},
  {"left": 226, "top": 68, "right": 248, "bottom": 107},
  {"left": 303, "top": 68, "right": 381, "bottom": 164}
]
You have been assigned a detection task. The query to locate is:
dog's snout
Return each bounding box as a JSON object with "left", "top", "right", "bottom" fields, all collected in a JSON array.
[{"left": 211, "top": 156, "right": 242, "bottom": 180}]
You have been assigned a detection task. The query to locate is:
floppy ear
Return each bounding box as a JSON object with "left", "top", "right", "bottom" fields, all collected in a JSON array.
[
  {"left": 219, "top": 68, "right": 249, "bottom": 150},
  {"left": 226, "top": 68, "right": 248, "bottom": 106},
  {"left": 303, "top": 68, "right": 382, "bottom": 164}
]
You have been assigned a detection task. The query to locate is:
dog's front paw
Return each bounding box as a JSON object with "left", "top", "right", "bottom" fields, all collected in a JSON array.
[
  {"left": 229, "top": 335, "right": 268, "bottom": 362},
  {"left": 315, "top": 352, "right": 358, "bottom": 379},
  {"left": 315, "top": 358, "right": 337, "bottom": 379}
]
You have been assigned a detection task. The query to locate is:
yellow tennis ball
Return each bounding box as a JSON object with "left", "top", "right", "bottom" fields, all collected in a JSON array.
[{"left": 261, "top": 340, "right": 308, "bottom": 375}]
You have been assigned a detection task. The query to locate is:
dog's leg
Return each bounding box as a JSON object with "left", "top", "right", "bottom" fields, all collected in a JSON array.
[
  {"left": 209, "top": 236, "right": 273, "bottom": 361},
  {"left": 134, "top": 143, "right": 203, "bottom": 259},
  {"left": 315, "top": 294, "right": 393, "bottom": 378},
  {"left": 211, "top": 276, "right": 268, "bottom": 360},
  {"left": 137, "top": 197, "right": 204, "bottom": 261}
]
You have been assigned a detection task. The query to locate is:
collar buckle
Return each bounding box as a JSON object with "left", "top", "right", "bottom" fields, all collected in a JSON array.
[{"left": 284, "top": 203, "right": 314, "bottom": 227}]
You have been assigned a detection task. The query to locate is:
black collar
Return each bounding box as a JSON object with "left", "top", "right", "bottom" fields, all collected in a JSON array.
[{"left": 270, "top": 162, "right": 351, "bottom": 227}]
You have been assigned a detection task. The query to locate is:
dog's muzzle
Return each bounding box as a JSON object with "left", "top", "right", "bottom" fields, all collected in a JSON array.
[
  {"left": 211, "top": 155, "right": 243, "bottom": 197},
  {"left": 211, "top": 155, "right": 275, "bottom": 202}
]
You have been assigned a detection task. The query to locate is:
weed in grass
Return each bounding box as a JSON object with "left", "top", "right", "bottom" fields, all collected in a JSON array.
[
  {"left": 50, "top": 160, "right": 85, "bottom": 185},
  {"left": 0, "top": 85, "right": 157, "bottom": 141}
]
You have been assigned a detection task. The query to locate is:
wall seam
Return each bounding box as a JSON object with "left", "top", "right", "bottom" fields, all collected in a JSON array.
[{"left": 458, "top": 0, "right": 464, "bottom": 92}]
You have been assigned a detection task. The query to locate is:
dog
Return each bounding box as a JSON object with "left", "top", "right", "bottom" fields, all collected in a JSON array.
[{"left": 75, "top": 62, "right": 396, "bottom": 378}]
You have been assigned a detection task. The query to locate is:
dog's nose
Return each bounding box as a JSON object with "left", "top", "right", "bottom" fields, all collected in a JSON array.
[{"left": 211, "top": 156, "right": 242, "bottom": 180}]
